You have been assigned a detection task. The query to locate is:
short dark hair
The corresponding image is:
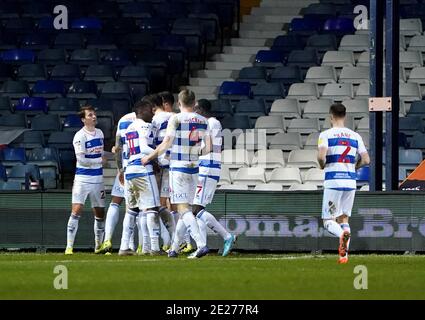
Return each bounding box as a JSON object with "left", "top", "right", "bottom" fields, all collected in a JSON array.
[
  {"left": 78, "top": 105, "right": 95, "bottom": 119},
  {"left": 159, "top": 91, "right": 175, "bottom": 105},
  {"left": 142, "top": 94, "right": 162, "bottom": 107},
  {"left": 329, "top": 103, "right": 346, "bottom": 119},
  {"left": 133, "top": 99, "right": 153, "bottom": 115},
  {"left": 196, "top": 99, "right": 212, "bottom": 115}
]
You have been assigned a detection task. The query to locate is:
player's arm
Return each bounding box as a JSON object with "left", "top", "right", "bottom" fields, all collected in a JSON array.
[
  {"left": 199, "top": 132, "right": 213, "bottom": 156},
  {"left": 73, "top": 135, "right": 101, "bottom": 167},
  {"left": 142, "top": 115, "right": 177, "bottom": 164},
  {"left": 114, "top": 133, "right": 124, "bottom": 172},
  {"left": 355, "top": 134, "right": 370, "bottom": 170},
  {"left": 317, "top": 133, "right": 328, "bottom": 170}
]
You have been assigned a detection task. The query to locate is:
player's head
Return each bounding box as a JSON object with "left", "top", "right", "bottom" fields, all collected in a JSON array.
[
  {"left": 134, "top": 99, "right": 154, "bottom": 123},
  {"left": 78, "top": 105, "right": 97, "bottom": 127},
  {"left": 178, "top": 89, "right": 196, "bottom": 111},
  {"left": 194, "top": 99, "right": 212, "bottom": 118},
  {"left": 329, "top": 103, "right": 346, "bottom": 126},
  {"left": 142, "top": 94, "right": 163, "bottom": 112},
  {"left": 159, "top": 91, "right": 175, "bottom": 112}
]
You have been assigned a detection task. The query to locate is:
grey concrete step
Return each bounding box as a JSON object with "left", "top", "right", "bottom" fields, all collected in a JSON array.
[
  {"left": 231, "top": 38, "right": 268, "bottom": 47},
  {"left": 239, "top": 22, "right": 284, "bottom": 31},
  {"left": 205, "top": 61, "right": 252, "bottom": 71},
  {"left": 186, "top": 85, "right": 219, "bottom": 94},
  {"left": 239, "top": 30, "right": 286, "bottom": 39},
  {"left": 223, "top": 46, "right": 268, "bottom": 54},
  {"left": 213, "top": 53, "right": 254, "bottom": 62},
  {"left": 195, "top": 70, "right": 237, "bottom": 78},
  {"left": 189, "top": 77, "right": 232, "bottom": 86}
]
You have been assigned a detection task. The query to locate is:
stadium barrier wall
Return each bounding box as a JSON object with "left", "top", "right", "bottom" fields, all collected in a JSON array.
[{"left": 1, "top": 190, "right": 425, "bottom": 252}]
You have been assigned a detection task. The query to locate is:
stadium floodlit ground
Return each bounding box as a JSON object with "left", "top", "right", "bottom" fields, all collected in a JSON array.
[{"left": 1, "top": 252, "right": 424, "bottom": 300}]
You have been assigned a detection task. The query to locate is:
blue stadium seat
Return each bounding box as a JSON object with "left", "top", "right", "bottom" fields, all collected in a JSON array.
[
  {"left": 37, "top": 17, "right": 55, "bottom": 32},
  {"left": 120, "top": 33, "right": 155, "bottom": 54},
  {"left": 356, "top": 166, "right": 369, "bottom": 184},
  {"left": 172, "top": 18, "right": 205, "bottom": 61},
  {"left": 407, "top": 100, "right": 425, "bottom": 118},
  {"left": 119, "top": 65, "right": 150, "bottom": 95},
  {"left": 188, "top": 5, "right": 219, "bottom": 43},
  {"left": 154, "top": 3, "right": 187, "bottom": 23},
  {"left": 86, "top": 34, "right": 118, "bottom": 52},
  {"left": 90, "top": 1, "right": 120, "bottom": 19},
  {"left": 67, "top": 81, "right": 98, "bottom": 99},
  {"left": 103, "top": 18, "right": 139, "bottom": 35},
  {"left": 400, "top": 116, "right": 424, "bottom": 135},
  {"left": 301, "top": 3, "right": 337, "bottom": 22},
  {"left": 254, "top": 50, "right": 285, "bottom": 68},
  {"left": 4, "top": 18, "right": 34, "bottom": 35},
  {"left": 399, "top": 149, "right": 422, "bottom": 166},
  {"left": 1, "top": 147, "right": 26, "bottom": 164},
  {"left": 138, "top": 18, "right": 169, "bottom": 38},
  {"left": 71, "top": 18, "right": 102, "bottom": 32},
  {"left": 322, "top": 17, "right": 356, "bottom": 38},
  {"left": 305, "top": 34, "right": 338, "bottom": 56},
  {"left": 287, "top": 49, "right": 319, "bottom": 77},
  {"left": 32, "top": 80, "right": 66, "bottom": 99},
  {"left": 14, "top": 97, "right": 48, "bottom": 114},
  {"left": 271, "top": 35, "right": 305, "bottom": 56},
  {"left": 0, "top": 2, "right": 20, "bottom": 19},
  {"left": 63, "top": 114, "right": 83, "bottom": 131},
  {"left": 218, "top": 81, "right": 251, "bottom": 101},
  {"left": 50, "top": 64, "right": 82, "bottom": 84},
  {"left": 0, "top": 49, "right": 35, "bottom": 65},
  {"left": 21, "top": 2, "right": 51, "bottom": 19},
  {"left": 289, "top": 18, "right": 322, "bottom": 41},
  {"left": 237, "top": 66, "right": 268, "bottom": 85},
  {"left": 157, "top": 35, "right": 187, "bottom": 75},
  {"left": 84, "top": 65, "right": 116, "bottom": 87},
  {"left": 136, "top": 50, "right": 168, "bottom": 92}
]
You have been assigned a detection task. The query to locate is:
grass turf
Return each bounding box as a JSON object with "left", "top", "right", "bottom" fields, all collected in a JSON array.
[{"left": 0, "top": 252, "right": 424, "bottom": 300}]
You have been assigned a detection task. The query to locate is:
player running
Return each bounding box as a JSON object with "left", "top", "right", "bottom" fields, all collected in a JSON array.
[
  {"left": 142, "top": 89, "right": 211, "bottom": 259},
  {"left": 65, "top": 106, "right": 106, "bottom": 255},
  {"left": 317, "top": 103, "right": 370, "bottom": 264},
  {"left": 192, "top": 99, "right": 236, "bottom": 256}
]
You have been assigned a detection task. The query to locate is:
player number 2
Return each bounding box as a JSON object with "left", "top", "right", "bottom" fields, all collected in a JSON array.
[{"left": 337, "top": 140, "right": 351, "bottom": 163}]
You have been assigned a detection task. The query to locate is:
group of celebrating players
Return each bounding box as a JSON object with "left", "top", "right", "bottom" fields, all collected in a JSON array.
[{"left": 65, "top": 89, "right": 236, "bottom": 259}]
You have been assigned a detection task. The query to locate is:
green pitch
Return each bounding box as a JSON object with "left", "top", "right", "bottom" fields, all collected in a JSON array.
[{"left": 0, "top": 252, "right": 424, "bottom": 300}]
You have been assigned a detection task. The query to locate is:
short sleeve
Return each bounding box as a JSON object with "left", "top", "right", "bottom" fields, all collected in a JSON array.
[
  {"left": 318, "top": 132, "right": 328, "bottom": 148},
  {"left": 165, "top": 114, "right": 179, "bottom": 138},
  {"left": 73, "top": 132, "right": 85, "bottom": 155},
  {"left": 356, "top": 133, "right": 367, "bottom": 154}
]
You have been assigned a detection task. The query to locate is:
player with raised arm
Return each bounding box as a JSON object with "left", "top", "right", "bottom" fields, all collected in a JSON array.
[
  {"left": 193, "top": 99, "right": 236, "bottom": 257},
  {"left": 142, "top": 89, "right": 211, "bottom": 259},
  {"left": 65, "top": 106, "right": 106, "bottom": 255},
  {"left": 119, "top": 99, "right": 162, "bottom": 255},
  {"left": 97, "top": 108, "right": 137, "bottom": 254},
  {"left": 317, "top": 103, "right": 370, "bottom": 264}
]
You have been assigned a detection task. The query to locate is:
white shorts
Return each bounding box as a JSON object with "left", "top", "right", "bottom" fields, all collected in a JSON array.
[
  {"left": 125, "top": 173, "right": 160, "bottom": 210},
  {"left": 156, "top": 167, "right": 170, "bottom": 198},
  {"left": 72, "top": 181, "right": 105, "bottom": 208},
  {"left": 111, "top": 174, "right": 125, "bottom": 198},
  {"left": 193, "top": 175, "right": 218, "bottom": 207},
  {"left": 322, "top": 188, "right": 356, "bottom": 220},
  {"left": 169, "top": 169, "right": 198, "bottom": 205}
]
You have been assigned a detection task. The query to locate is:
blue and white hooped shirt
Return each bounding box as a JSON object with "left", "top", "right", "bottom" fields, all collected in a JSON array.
[
  {"left": 199, "top": 117, "right": 222, "bottom": 182},
  {"left": 73, "top": 127, "right": 104, "bottom": 184},
  {"left": 116, "top": 112, "right": 137, "bottom": 169},
  {"left": 318, "top": 127, "right": 367, "bottom": 190}
]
